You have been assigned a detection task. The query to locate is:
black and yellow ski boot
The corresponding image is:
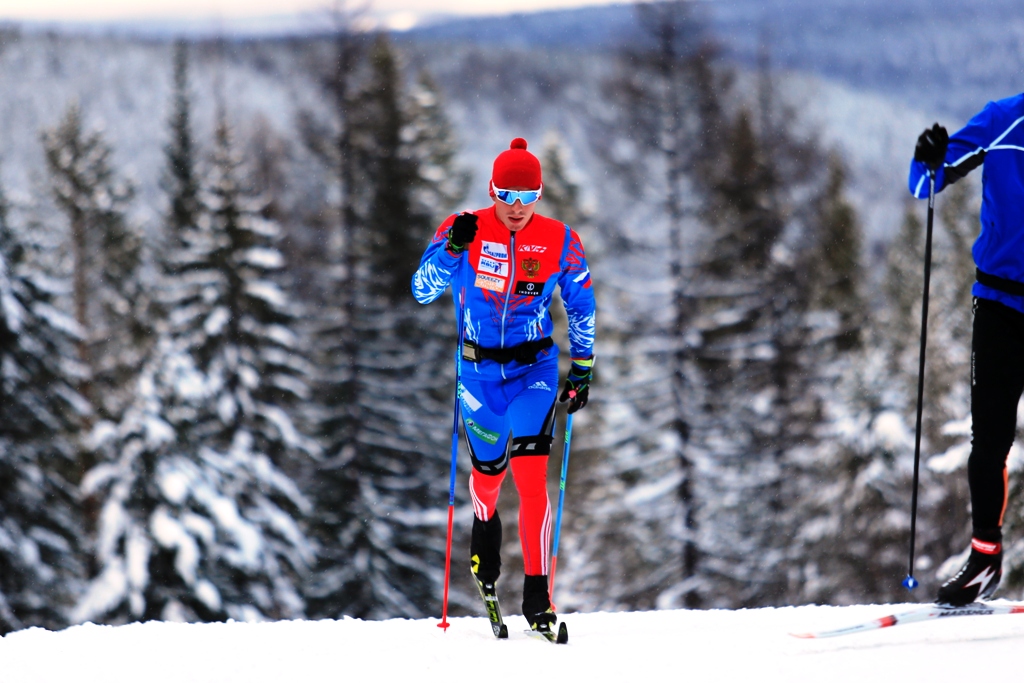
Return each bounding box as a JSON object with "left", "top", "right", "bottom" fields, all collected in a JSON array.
[
  {"left": 471, "top": 513, "right": 507, "bottom": 639},
  {"left": 523, "top": 574, "right": 568, "bottom": 644}
]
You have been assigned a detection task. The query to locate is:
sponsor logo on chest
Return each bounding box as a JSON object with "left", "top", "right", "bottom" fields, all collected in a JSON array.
[
  {"left": 481, "top": 241, "right": 509, "bottom": 260},
  {"left": 478, "top": 256, "right": 509, "bottom": 278},
  {"left": 515, "top": 281, "right": 543, "bottom": 297},
  {"left": 475, "top": 273, "right": 506, "bottom": 293},
  {"left": 519, "top": 245, "right": 547, "bottom": 253}
]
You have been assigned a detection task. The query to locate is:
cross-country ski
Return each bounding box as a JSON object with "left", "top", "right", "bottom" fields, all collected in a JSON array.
[{"left": 790, "top": 600, "right": 1024, "bottom": 639}]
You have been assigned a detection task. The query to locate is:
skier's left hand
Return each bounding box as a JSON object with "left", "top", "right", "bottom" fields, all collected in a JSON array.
[{"left": 559, "top": 359, "right": 593, "bottom": 414}]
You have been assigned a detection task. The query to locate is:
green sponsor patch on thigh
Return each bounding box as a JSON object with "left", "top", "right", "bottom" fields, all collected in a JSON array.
[{"left": 466, "top": 419, "right": 500, "bottom": 445}]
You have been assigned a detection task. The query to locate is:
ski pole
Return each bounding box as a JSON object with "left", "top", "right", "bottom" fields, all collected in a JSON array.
[
  {"left": 904, "top": 169, "right": 936, "bottom": 592},
  {"left": 549, "top": 408, "right": 574, "bottom": 609},
  {"left": 438, "top": 286, "right": 466, "bottom": 631}
]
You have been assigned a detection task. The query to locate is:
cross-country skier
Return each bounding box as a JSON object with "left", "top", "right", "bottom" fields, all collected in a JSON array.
[
  {"left": 909, "top": 95, "right": 1024, "bottom": 606},
  {"left": 412, "top": 138, "right": 596, "bottom": 635}
]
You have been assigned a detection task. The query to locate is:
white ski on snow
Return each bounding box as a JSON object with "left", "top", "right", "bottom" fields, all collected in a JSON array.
[{"left": 790, "top": 600, "right": 1024, "bottom": 639}]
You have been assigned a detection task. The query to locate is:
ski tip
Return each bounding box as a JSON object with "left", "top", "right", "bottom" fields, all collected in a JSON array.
[
  {"left": 556, "top": 621, "right": 569, "bottom": 644},
  {"left": 789, "top": 632, "right": 815, "bottom": 639},
  {"left": 498, "top": 624, "right": 509, "bottom": 639}
]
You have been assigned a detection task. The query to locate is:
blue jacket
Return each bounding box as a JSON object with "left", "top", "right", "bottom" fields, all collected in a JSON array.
[
  {"left": 412, "top": 206, "right": 596, "bottom": 381},
  {"left": 908, "top": 92, "right": 1024, "bottom": 314}
]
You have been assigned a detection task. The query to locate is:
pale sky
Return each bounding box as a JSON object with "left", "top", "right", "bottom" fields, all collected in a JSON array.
[{"left": 0, "top": 0, "right": 633, "bottom": 23}]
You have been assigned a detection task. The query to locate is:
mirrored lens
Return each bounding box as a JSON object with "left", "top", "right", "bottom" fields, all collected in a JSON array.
[{"left": 494, "top": 187, "right": 541, "bottom": 205}]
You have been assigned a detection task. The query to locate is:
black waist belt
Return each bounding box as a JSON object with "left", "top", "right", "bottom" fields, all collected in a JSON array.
[
  {"left": 977, "top": 268, "right": 1024, "bottom": 297},
  {"left": 462, "top": 337, "right": 553, "bottom": 365}
]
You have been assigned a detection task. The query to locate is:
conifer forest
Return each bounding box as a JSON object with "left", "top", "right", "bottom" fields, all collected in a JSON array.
[{"left": 0, "top": 0, "right": 1020, "bottom": 632}]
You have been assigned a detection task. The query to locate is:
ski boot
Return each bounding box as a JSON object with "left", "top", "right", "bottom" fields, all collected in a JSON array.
[
  {"left": 523, "top": 574, "right": 568, "bottom": 644},
  {"left": 471, "top": 513, "right": 507, "bottom": 639},
  {"left": 937, "top": 536, "right": 1002, "bottom": 607}
]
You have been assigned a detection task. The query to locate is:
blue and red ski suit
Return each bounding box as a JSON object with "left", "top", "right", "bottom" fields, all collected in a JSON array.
[{"left": 412, "top": 206, "right": 595, "bottom": 576}]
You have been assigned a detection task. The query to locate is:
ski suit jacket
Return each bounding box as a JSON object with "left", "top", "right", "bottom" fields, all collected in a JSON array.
[
  {"left": 908, "top": 92, "right": 1024, "bottom": 315},
  {"left": 411, "top": 206, "right": 596, "bottom": 381}
]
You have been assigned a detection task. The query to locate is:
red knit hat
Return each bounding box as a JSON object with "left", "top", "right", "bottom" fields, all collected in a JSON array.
[{"left": 491, "top": 138, "right": 542, "bottom": 189}]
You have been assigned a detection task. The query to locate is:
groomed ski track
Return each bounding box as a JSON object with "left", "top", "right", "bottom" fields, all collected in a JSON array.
[{"left": 3, "top": 603, "right": 1024, "bottom": 682}]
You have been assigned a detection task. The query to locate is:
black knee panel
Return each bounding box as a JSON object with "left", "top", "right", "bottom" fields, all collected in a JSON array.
[
  {"left": 471, "top": 448, "right": 509, "bottom": 475},
  {"left": 510, "top": 435, "right": 553, "bottom": 458}
]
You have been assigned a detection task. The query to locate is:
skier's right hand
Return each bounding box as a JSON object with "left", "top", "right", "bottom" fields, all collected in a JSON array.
[
  {"left": 559, "top": 359, "right": 593, "bottom": 414},
  {"left": 447, "top": 213, "right": 478, "bottom": 253},
  {"left": 914, "top": 123, "right": 949, "bottom": 171}
]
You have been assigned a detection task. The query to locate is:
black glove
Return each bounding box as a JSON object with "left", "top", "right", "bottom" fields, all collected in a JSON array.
[
  {"left": 914, "top": 123, "right": 949, "bottom": 171},
  {"left": 559, "top": 359, "right": 593, "bottom": 414},
  {"left": 447, "top": 213, "right": 478, "bottom": 253}
]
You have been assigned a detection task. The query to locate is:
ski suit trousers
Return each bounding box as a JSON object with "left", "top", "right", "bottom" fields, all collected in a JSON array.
[
  {"left": 462, "top": 356, "right": 558, "bottom": 577},
  {"left": 969, "top": 297, "right": 1024, "bottom": 535}
]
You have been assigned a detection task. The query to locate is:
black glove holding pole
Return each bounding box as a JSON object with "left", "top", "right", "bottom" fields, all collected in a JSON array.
[
  {"left": 914, "top": 123, "right": 949, "bottom": 171},
  {"left": 447, "top": 213, "right": 478, "bottom": 254},
  {"left": 559, "top": 358, "right": 593, "bottom": 414}
]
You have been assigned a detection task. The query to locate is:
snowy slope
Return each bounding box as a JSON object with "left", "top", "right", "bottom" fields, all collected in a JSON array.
[{"left": 3, "top": 603, "right": 1024, "bottom": 682}]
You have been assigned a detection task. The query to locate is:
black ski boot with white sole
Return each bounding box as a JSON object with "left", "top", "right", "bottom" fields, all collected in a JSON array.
[{"left": 937, "top": 537, "right": 1002, "bottom": 607}]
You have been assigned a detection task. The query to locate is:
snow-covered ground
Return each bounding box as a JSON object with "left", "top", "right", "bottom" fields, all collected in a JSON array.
[{"left": 4, "top": 602, "right": 1024, "bottom": 682}]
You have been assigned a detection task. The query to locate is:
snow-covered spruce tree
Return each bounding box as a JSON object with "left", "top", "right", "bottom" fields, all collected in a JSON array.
[
  {"left": 70, "top": 43, "right": 209, "bottom": 624},
  {"left": 298, "top": 7, "right": 372, "bottom": 475},
  {"left": 685, "top": 91, "right": 823, "bottom": 607},
  {"left": 570, "top": 0, "right": 721, "bottom": 610},
  {"left": 783, "top": 154, "right": 911, "bottom": 605},
  {"left": 177, "top": 112, "right": 318, "bottom": 620},
  {"left": 43, "top": 103, "right": 160, "bottom": 621},
  {"left": 306, "top": 35, "right": 470, "bottom": 620},
  {"left": 75, "top": 107, "right": 319, "bottom": 624},
  {"left": 0, "top": 178, "right": 88, "bottom": 632},
  {"left": 41, "top": 102, "right": 151, "bottom": 428}
]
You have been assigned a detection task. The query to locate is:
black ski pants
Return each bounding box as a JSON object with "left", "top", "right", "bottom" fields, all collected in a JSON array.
[{"left": 968, "top": 297, "right": 1024, "bottom": 535}]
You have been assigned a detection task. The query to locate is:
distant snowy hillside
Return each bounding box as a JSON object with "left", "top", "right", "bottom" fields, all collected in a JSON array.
[
  {"left": 403, "top": 0, "right": 1024, "bottom": 121},
  {"left": 4, "top": 603, "right": 1024, "bottom": 682},
  {"left": 0, "top": 31, "right": 943, "bottom": 246}
]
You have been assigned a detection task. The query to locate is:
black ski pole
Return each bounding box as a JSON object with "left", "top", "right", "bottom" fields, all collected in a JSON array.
[{"left": 904, "top": 169, "right": 936, "bottom": 592}]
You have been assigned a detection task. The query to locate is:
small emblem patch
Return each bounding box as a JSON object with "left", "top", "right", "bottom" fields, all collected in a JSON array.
[
  {"left": 521, "top": 257, "right": 541, "bottom": 279},
  {"left": 475, "top": 273, "right": 506, "bottom": 292},
  {"left": 515, "top": 281, "right": 543, "bottom": 297}
]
